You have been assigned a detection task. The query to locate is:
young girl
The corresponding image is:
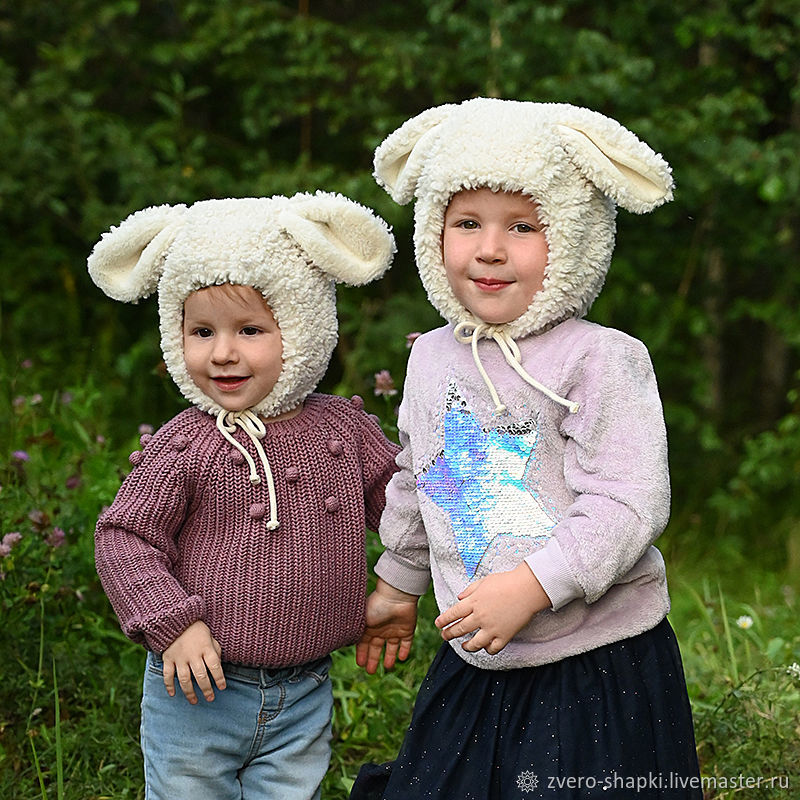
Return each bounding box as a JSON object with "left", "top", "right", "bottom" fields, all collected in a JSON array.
[
  {"left": 351, "top": 99, "right": 703, "bottom": 799},
  {"left": 87, "top": 193, "right": 400, "bottom": 800}
]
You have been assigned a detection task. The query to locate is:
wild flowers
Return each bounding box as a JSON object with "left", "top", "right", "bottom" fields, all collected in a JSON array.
[
  {"left": 0, "top": 532, "right": 22, "bottom": 558},
  {"left": 46, "top": 527, "right": 66, "bottom": 548},
  {"left": 373, "top": 370, "right": 398, "bottom": 397}
]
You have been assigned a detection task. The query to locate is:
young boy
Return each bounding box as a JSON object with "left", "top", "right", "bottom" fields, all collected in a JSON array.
[
  {"left": 352, "top": 99, "right": 702, "bottom": 799},
  {"left": 87, "top": 193, "right": 400, "bottom": 800}
]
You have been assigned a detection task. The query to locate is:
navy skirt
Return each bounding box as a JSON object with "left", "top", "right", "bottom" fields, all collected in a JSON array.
[{"left": 351, "top": 619, "right": 701, "bottom": 799}]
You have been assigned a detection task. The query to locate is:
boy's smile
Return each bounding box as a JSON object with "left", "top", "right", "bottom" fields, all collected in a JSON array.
[
  {"left": 442, "top": 188, "right": 548, "bottom": 325},
  {"left": 183, "top": 285, "right": 283, "bottom": 413}
]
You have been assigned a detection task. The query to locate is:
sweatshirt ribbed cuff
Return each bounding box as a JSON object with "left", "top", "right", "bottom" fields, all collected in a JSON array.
[
  {"left": 374, "top": 551, "right": 430, "bottom": 596},
  {"left": 525, "top": 540, "right": 584, "bottom": 611}
]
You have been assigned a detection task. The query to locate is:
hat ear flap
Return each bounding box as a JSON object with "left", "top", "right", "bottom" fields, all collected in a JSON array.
[
  {"left": 373, "top": 104, "right": 456, "bottom": 203},
  {"left": 556, "top": 114, "right": 673, "bottom": 213},
  {"left": 280, "top": 192, "right": 396, "bottom": 286},
  {"left": 87, "top": 204, "right": 187, "bottom": 302}
]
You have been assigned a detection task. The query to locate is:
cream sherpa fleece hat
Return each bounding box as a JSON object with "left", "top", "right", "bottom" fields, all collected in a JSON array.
[
  {"left": 374, "top": 98, "right": 673, "bottom": 339},
  {"left": 88, "top": 193, "right": 396, "bottom": 419}
]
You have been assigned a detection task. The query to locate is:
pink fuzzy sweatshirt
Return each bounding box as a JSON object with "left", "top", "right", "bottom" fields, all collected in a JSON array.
[
  {"left": 376, "top": 319, "right": 672, "bottom": 670},
  {"left": 96, "top": 394, "right": 400, "bottom": 668}
]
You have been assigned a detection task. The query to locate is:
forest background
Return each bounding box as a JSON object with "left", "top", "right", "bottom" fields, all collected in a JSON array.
[{"left": 1, "top": 1, "right": 799, "bottom": 798}]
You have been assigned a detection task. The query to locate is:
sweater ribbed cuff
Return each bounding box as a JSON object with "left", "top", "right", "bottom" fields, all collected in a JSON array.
[
  {"left": 525, "top": 540, "right": 584, "bottom": 611},
  {"left": 123, "top": 594, "right": 206, "bottom": 653},
  {"left": 374, "top": 551, "right": 430, "bottom": 596}
]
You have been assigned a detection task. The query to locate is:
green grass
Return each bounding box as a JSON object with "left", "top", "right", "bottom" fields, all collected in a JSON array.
[{"left": 2, "top": 381, "right": 799, "bottom": 799}]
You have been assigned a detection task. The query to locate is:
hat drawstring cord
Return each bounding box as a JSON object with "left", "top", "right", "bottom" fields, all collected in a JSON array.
[
  {"left": 454, "top": 322, "right": 579, "bottom": 415},
  {"left": 216, "top": 408, "right": 280, "bottom": 530}
]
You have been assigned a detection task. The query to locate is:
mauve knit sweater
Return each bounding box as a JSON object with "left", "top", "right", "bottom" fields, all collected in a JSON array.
[{"left": 96, "top": 393, "right": 400, "bottom": 668}]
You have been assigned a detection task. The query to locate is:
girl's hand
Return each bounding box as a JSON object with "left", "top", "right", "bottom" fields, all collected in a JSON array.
[
  {"left": 435, "top": 563, "right": 551, "bottom": 655},
  {"left": 162, "top": 620, "right": 226, "bottom": 704},
  {"left": 356, "top": 579, "right": 419, "bottom": 674}
]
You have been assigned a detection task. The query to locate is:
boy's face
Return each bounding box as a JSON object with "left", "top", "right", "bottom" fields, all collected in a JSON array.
[
  {"left": 183, "top": 285, "right": 283, "bottom": 413},
  {"left": 442, "top": 188, "right": 548, "bottom": 325}
]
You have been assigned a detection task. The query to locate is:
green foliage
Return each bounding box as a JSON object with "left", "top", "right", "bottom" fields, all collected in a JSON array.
[
  {"left": 0, "top": 378, "right": 145, "bottom": 798},
  {"left": 2, "top": 1, "right": 800, "bottom": 795},
  {"left": 670, "top": 576, "right": 800, "bottom": 797}
]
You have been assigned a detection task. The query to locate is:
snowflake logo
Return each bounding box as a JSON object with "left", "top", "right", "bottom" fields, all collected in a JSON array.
[{"left": 516, "top": 770, "right": 539, "bottom": 792}]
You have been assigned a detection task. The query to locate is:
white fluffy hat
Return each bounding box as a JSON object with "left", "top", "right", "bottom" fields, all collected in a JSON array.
[
  {"left": 374, "top": 98, "right": 673, "bottom": 338},
  {"left": 88, "top": 193, "right": 395, "bottom": 418}
]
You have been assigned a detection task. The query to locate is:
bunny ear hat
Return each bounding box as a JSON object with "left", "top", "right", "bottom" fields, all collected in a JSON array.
[
  {"left": 374, "top": 98, "right": 673, "bottom": 339},
  {"left": 87, "top": 193, "right": 395, "bottom": 419}
]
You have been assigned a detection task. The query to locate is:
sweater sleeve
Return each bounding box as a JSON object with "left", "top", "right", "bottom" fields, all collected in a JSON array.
[
  {"left": 374, "top": 396, "right": 432, "bottom": 596},
  {"left": 525, "top": 330, "right": 670, "bottom": 609},
  {"left": 357, "top": 405, "right": 403, "bottom": 533},
  {"left": 95, "top": 423, "right": 206, "bottom": 652}
]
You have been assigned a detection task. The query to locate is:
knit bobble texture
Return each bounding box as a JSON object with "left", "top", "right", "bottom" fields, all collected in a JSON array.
[
  {"left": 249, "top": 503, "right": 267, "bottom": 520},
  {"left": 325, "top": 497, "right": 340, "bottom": 514}
]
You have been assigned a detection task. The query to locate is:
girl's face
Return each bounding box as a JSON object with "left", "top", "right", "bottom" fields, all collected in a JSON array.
[
  {"left": 442, "top": 188, "right": 548, "bottom": 325},
  {"left": 183, "top": 285, "right": 283, "bottom": 413}
]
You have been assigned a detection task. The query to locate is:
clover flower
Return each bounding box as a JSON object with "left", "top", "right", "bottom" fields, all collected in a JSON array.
[
  {"left": 28, "top": 509, "right": 49, "bottom": 530},
  {"left": 0, "top": 532, "right": 22, "bottom": 558},
  {"left": 736, "top": 615, "right": 754, "bottom": 630},
  {"left": 786, "top": 663, "right": 800, "bottom": 681},
  {"left": 374, "top": 370, "right": 398, "bottom": 397},
  {"left": 47, "top": 527, "right": 66, "bottom": 548},
  {"left": 12, "top": 450, "right": 30, "bottom": 462},
  {"left": 405, "top": 332, "right": 422, "bottom": 348}
]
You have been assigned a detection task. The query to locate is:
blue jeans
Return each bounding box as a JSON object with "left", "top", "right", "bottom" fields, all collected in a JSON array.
[{"left": 140, "top": 652, "right": 333, "bottom": 800}]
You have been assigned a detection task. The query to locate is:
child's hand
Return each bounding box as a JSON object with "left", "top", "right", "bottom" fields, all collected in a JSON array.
[
  {"left": 356, "top": 578, "right": 419, "bottom": 674},
  {"left": 435, "top": 563, "right": 551, "bottom": 655},
  {"left": 162, "top": 620, "right": 226, "bottom": 704}
]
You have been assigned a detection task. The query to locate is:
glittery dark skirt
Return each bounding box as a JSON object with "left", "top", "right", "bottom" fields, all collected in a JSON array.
[{"left": 350, "top": 618, "right": 701, "bottom": 799}]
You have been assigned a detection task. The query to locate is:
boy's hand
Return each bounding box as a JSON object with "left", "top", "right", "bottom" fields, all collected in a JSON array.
[
  {"left": 356, "top": 578, "right": 419, "bottom": 674},
  {"left": 435, "top": 562, "right": 551, "bottom": 655},
  {"left": 162, "top": 620, "right": 226, "bottom": 704}
]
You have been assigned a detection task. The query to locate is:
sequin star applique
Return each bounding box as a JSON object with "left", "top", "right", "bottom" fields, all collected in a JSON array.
[{"left": 417, "top": 386, "right": 556, "bottom": 579}]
